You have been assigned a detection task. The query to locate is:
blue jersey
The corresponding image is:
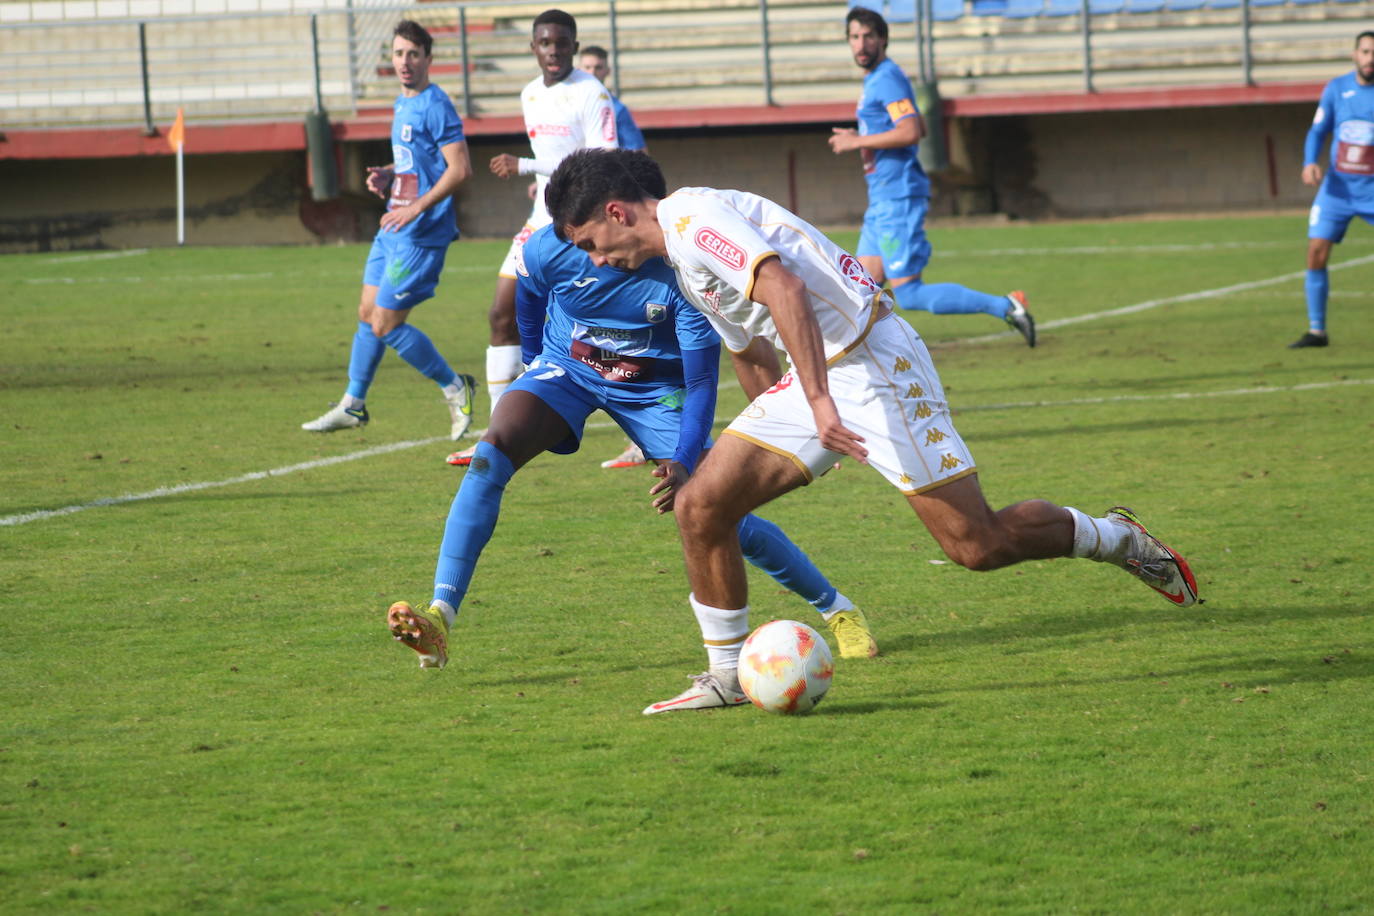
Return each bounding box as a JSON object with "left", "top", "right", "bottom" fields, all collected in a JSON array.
[
  {"left": 612, "top": 95, "right": 646, "bottom": 151},
  {"left": 515, "top": 225, "right": 719, "bottom": 402},
  {"left": 1306, "top": 71, "right": 1374, "bottom": 204},
  {"left": 856, "top": 58, "right": 928, "bottom": 201},
  {"left": 386, "top": 83, "right": 464, "bottom": 247}
]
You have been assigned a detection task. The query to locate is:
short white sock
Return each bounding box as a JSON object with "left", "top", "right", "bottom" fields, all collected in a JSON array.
[
  {"left": 818, "top": 591, "right": 854, "bottom": 621},
  {"left": 689, "top": 593, "right": 749, "bottom": 671},
  {"left": 341, "top": 393, "right": 365, "bottom": 410},
  {"left": 486, "top": 345, "right": 523, "bottom": 412},
  {"left": 1066, "top": 507, "right": 1130, "bottom": 563},
  {"left": 430, "top": 599, "right": 456, "bottom": 628}
]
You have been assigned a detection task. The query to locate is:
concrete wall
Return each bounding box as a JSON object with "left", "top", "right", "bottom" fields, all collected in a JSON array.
[{"left": 0, "top": 101, "right": 1322, "bottom": 253}]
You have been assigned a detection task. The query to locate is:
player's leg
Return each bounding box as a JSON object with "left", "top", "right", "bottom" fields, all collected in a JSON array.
[
  {"left": 735, "top": 513, "right": 877, "bottom": 658},
  {"left": 485, "top": 227, "right": 534, "bottom": 414},
  {"left": 301, "top": 243, "right": 390, "bottom": 432},
  {"left": 390, "top": 370, "right": 582, "bottom": 668},
  {"left": 881, "top": 198, "right": 1036, "bottom": 346},
  {"left": 643, "top": 433, "right": 814, "bottom": 714},
  {"left": 1294, "top": 190, "right": 1345, "bottom": 348}
]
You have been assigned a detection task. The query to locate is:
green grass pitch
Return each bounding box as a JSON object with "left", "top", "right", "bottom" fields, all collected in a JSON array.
[{"left": 2, "top": 213, "right": 1372, "bottom": 913}]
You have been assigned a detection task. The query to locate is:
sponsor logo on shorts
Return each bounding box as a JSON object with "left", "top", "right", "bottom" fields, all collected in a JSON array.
[{"left": 694, "top": 228, "right": 747, "bottom": 270}]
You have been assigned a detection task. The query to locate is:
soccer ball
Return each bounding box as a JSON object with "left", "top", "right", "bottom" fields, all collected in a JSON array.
[{"left": 737, "top": 619, "right": 834, "bottom": 714}]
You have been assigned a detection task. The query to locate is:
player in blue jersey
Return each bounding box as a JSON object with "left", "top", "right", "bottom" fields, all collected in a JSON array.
[
  {"left": 829, "top": 7, "right": 1036, "bottom": 347},
  {"left": 579, "top": 46, "right": 647, "bottom": 152},
  {"left": 1294, "top": 31, "right": 1374, "bottom": 349},
  {"left": 301, "top": 20, "right": 477, "bottom": 438},
  {"left": 387, "top": 152, "right": 879, "bottom": 711},
  {"left": 579, "top": 43, "right": 654, "bottom": 470}
]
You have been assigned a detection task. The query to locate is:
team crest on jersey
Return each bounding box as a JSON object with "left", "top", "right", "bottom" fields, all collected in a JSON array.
[
  {"left": 644, "top": 302, "right": 667, "bottom": 323},
  {"left": 695, "top": 228, "right": 747, "bottom": 271},
  {"left": 401, "top": 123, "right": 412, "bottom": 142},
  {"left": 838, "top": 253, "right": 879, "bottom": 291}
]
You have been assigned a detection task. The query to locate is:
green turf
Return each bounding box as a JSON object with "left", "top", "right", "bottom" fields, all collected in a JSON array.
[{"left": 3, "top": 215, "right": 1372, "bottom": 913}]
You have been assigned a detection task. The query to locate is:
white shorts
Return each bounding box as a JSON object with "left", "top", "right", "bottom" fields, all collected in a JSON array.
[
  {"left": 723, "top": 312, "right": 977, "bottom": 495},
  {"left": 498, "top": 204, "right": 552, "bottom": 278}
]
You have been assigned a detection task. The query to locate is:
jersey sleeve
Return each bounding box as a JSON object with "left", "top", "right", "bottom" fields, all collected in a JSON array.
[
  {"left": 874, "top": 65, "right": 919, "bottom": 124},
  {"left": 514, "top": 231, "right": 551, "bottom": 365},
  {"left": 616, "top": 103, "right": 646, "bottom": 151},
  {"left": 1305, "top": 81, "right": 1337, "bottom": 166},
  {"left": 671, "top": 293, "right": 721, "bottom": 351},
  {"left": 581, "top": 84, "right": 619, "bottom": 150},
  {"left": 429, "top": 93, "right": 465, "bottom": 148},
  {"left": 665, "top": 198, "right": 778, "bottom": 303}
]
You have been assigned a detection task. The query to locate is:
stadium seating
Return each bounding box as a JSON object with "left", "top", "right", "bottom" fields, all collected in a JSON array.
[{"left": 1002, "top": 0, "right": 1049, "bottom": 18}]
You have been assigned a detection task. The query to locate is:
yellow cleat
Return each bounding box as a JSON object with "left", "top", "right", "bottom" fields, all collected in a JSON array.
[
  {"left": 386, "top": 601, "right": 450, "bottom": 669},
  {"left": 826, "top": 608, "right": 879, "bottom": 659}
]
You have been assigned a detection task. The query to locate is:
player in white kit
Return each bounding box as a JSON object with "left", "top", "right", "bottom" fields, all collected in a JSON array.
[
  {"left": 451, "top": 9, "right": 617, "bottom": 467},
  {"left": 547, "top": 149, "right": 1200, "bottom": 712}
]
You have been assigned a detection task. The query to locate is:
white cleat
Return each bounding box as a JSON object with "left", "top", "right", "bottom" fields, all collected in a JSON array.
[
  {"left": 643, "top": 670, "right": 750, "bottom": 715},
  {"left": 444, "top": 374, "right": 478, "bottom": 441},
  {"left": 600, "top": 442, "right": 647, "bottom": 469},
  {"left": 1107, "top": 506, "right": 1200, "bottom": 607},
  {"left": 301, "top": 402, "right": 368, "bottom": 432}
]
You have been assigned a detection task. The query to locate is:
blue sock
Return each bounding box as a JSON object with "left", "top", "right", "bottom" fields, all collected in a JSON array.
[
  {"left": 737, "top": 514, "right": 837, "bottom": 611},
  {"left": 894, "top": 281, "right": 1009, "bottom": 318},
  {"left": 1305, "top": 268, "right": 1329, "bottom": 332},
  {"left": 433, "top": 442, "right": 516, "bottom": 612},
  {"left": 382, "top": 323, "right": 457, "bottom": 388},
  {"left": 346, "top": 321, "right": 387, "bottom": 400}
]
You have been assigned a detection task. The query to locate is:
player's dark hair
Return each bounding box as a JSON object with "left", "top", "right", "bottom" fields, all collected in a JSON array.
[
  {"left": 394, "top": 20, "right": 433, "bottom": 57},
  {"left": 1357, "top": 30, "right": 1374, "bottom": 46},
  {"left": 581, "top": 44, "right": 609, "bottom": 61},
  {"left": 533, "top": 9, "right": 577, "bottom": 38},
  {"left": 845, "top": 7, "right": 888, "bottom": 41},
  {"left": 547, "top": 149, "right": 664, "bottom": 239}
]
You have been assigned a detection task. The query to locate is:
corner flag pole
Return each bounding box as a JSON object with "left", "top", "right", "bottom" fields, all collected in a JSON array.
[{"left": 167, "top": 108, "right": 186, "bottom": 245}]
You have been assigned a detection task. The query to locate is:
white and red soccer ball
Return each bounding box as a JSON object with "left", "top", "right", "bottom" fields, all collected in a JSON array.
[{"left": 738, "top": 619, "right": 834, "bottom": 714}]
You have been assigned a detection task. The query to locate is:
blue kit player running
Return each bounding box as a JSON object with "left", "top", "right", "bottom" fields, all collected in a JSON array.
[
  {"left": 829, "top": 7, "right": 1035, "bottom": 347},
  {"left": 387, "top": 152, "right": 878, "bottom": 712},
  {"left": 301, "top": 20, "right": 477, "bottom": 439},
  {"left": 1294, "top": 30, "right": 1374, "bottom": 349}
]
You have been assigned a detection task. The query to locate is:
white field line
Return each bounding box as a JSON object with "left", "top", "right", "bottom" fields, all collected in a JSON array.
[
  {"left": 957, "top": 252, "right": 1374, "bottom": 346},
  {"left": 43, "top": 249, "right": 149, "bottom": 264},
  {"left": 5, "top": 378, "right": 1370, "bottom": 529},
  {"left": 957, "top": 377, "right": 1374, "bottom": 413}
]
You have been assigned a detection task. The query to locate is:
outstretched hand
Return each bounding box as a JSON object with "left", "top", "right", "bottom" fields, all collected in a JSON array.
[{"left": 649, "top": 460, "right": 691, "bottom": 514}]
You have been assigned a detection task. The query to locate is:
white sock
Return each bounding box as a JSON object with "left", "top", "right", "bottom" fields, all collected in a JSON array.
[
  {"left": 429, "top": 599, "right": 456, "bottom": 628},
  {"left": 1066, "top": 507, "right": 1130, "bottom": 563},
  {"left": 818, "top": 591, "right": 854, "bottom": 621},
  {"left": 485, "top": 345, "right": 523, "bottom": 412},
  {"left": 341, "top": 393, "right": 365, "bottom": 410},
  {"left": 689, "top": 592, "right": 749, "bottom": 671}
]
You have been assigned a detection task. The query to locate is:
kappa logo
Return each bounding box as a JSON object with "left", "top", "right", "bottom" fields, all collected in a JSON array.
[
  {"left": 674, "top": 215, "right": 693, "bottom": 235},
  {"left": 571, "top": 277, "right": 598, "bottom": 288},
  {"left": 695, "top": 228, "right": 747, "bottom": 271},
  {"left": 701, "top": 289, "right": 723, "bottom": 315},
  {"left": 764, "top": 371, "right": 795, "bottom": 395}
]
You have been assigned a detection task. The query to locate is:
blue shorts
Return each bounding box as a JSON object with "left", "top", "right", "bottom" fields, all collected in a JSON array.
[
  {"left": 363, "top": 234, "right": 447, "bottom": 309},
  {"left": 507, "top": 354, "right": 707, "bottom": 458},
  {"left": 857, "top": 195, "right": 933, "bottom": 281},
  {"left": 1308, "top": 175, "right": 1374, "bottom": 243}
]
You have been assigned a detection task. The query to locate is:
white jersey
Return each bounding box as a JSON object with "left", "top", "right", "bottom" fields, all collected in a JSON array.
[
  {"left": 656, "top": 188, "right": 885, "bottom": 360},
  {"left": 521, "top": 69, "right": 618, "bottom": 220}
]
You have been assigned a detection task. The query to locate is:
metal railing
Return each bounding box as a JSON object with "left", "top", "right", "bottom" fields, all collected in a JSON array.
[{"left": 0, "top": 0, "right": 1363, "bottom": 132}]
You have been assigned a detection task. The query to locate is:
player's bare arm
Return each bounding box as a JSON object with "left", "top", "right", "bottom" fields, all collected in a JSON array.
[
  {"left": 749, "top": 258, "right": 868, "bottom": 462},
  {"left": 1302, "top": 162, "right": 1324, "bottom": 186},
  {"left": 729, "top": 336, "right": 783, "bottom": 400},
  {"left": 490, "top": 152, "right": 521, "bottom": 179},
  {"left": 828, "top": 114, "right": 921, "bottom": 154},
  {"left": 382, "top": 140, "right": 472, "bottom": 231}
]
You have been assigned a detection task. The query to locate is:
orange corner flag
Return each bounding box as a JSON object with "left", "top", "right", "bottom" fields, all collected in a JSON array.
[{"left": 167, "top": 108, "right": 185, "bottom": 152}]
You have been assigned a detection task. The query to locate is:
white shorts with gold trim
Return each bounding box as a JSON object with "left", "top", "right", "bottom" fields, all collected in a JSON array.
[
  {"left": 722, "top": 313, "right": 976, "bottom": 495},
  {"left": 498, "top": 205, "right": 553, "bottom": 279}
]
